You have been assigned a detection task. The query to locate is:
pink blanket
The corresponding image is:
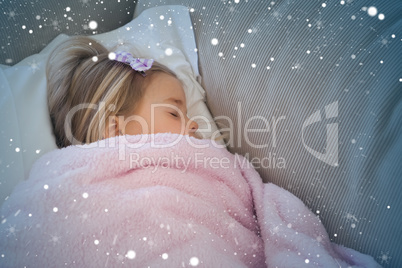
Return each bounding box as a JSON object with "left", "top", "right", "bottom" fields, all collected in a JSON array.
[{"left": 0, "top": 134, "right": 380, "bottom": 267}]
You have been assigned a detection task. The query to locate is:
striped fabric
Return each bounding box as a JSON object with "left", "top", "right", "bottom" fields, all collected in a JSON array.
[
  {"left": 0, "top": 1, "right": 136, "bottom": 65},
  {"left": 136, "top": 0, "right": 402, "bottom": 266}
]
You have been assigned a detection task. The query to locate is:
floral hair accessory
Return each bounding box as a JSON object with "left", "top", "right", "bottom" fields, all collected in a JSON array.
[{"left": 113, "top": 51, "right": 154, "bottom": 76}]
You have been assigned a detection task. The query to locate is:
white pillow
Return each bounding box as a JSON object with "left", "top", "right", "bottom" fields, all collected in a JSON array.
[{"left": 0, "top": 5, "right": 220, "bottom": 206}]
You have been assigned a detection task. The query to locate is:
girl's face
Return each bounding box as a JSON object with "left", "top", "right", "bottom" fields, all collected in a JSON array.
[{"left": 117, "top": 72, "right": 199, "bottom": 138}]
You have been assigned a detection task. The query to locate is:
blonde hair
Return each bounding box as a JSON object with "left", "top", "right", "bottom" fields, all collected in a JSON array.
[{"left": 46, "top": 36, "right": 177, "bottom": 148}]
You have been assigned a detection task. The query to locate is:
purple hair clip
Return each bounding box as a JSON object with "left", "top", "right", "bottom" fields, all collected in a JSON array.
[{"left": 113, "top": 51, "right": 154, "bottom": 76}]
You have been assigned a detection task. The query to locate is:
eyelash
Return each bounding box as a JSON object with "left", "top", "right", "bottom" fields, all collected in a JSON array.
[{"left": 170, "top": 112, "right": 179, "bottom": 118}]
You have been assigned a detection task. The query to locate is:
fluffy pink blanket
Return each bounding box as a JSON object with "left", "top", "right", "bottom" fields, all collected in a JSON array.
[{"left": 0, "top": 134, "right": 380, "bottom": 267}]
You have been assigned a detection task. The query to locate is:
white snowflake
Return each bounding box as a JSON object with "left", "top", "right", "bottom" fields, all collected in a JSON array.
[
  {"left": 49, "top": 234, "right": 61, "bottom": 245},
  {"left": 272, "top": 11, "right": 282, "bottom": 21},
  {"left": 45, "top": 18, "right": 62, "bottom": 31},
  {"left": 28, "top": 60, "right": 40, "bottom": 73},
  {"left": 147, "top": 24, "right": 156, "bottom": 31},
  {"left": 228, "top": 222, "right": 236, "bottom": 229},
  {"left": 6, "top": 224, "right": 17, "bottom": 237},
  {"left": 7, "top": 9, "right": 17, "bottom": 20},
  {"left": 291, "top": 62, "right": 302, "bottom": 70},
  {"left": 225, "top": 3, "right": 240, "bottom": 15},
  {"left": 314, "top": 19, "right": 325, "bottom": 30},
  {"left": 379, "top": 37, "right": 390, "bottom": 48},
  {"left": 269, "top": 225, "right": 280, "bottom": 235},
  {"left": 345, "top": 212, "right": 359, "bottom": 222},
  {"left": 80, "top": 212, "right": 89, "bottom": 222},
  {"left": 312, "top": 45, "right": 322, "bottom": 54},
  {"left": 116, "top": 37, "right": 127, "bottom": 45},
  {"left": 79, "top": 0, "right": 91, "bottom": 7},
  {"left": 250, "top": 26, "right": 259, "bottom": 34},
  {"left": 115, "top": 252, "right": 125, "bottom": 263},
  {"left": 147, "top": 239, "right": 156, "bottom": 250},
  {"left": 228, "top": 6, "right": 237, "bottom": 13},
  {"left": 378, "top": 251, "right": 391, "bottom": 264},
  {"left": 251, "top": 242, "right": 259, "bottom": 250}
]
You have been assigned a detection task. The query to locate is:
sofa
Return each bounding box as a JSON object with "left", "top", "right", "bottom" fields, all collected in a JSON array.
[{"left": 1, "top": 0, "right": 401, "bottom": 266}]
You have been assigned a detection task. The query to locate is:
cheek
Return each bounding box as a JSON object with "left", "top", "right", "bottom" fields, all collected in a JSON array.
[
  {"left": 122, "top": 113, "right": 153, "bottom": 135},
  {"left": 124, "top": 120, "right": 148, "bottom": 135},
  {"left": 154, "top": 114, "right": 173, "bottom": 131},
  {"left": 154, "top": 113, "right": 184, "bottom": 133}
]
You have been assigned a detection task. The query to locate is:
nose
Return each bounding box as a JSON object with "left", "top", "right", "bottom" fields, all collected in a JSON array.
[{"left": 187, "top": 118, "right": 199, "bottom": 137}]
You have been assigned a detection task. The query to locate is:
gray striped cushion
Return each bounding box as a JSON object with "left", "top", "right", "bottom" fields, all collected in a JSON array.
[
  {"left": 0, "top": 1, "right": 136, "bottom": 65},
  {"left": 136, "top": 0, "right": 402, "bottom": 266}
]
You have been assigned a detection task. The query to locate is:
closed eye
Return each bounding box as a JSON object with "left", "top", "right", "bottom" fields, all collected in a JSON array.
[{"left": 170, "top": 112, "right": 179, "bottom": 117}]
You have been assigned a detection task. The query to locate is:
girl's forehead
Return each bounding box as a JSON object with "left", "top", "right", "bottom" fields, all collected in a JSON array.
[{"left": 145, "top": 73, "right": 186, "bottom": 102}]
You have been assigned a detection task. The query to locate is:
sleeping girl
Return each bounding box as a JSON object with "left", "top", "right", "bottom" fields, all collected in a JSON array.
[
  {"left": 46, "top": 37, "right": 199, "bottom": 148},
  {"left": 0, "top": 36, "right": 380, "bottom": 267}
]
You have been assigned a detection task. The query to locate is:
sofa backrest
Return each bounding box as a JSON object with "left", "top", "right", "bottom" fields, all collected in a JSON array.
[
  {"left": 135, "top": 1, "right": 402, "bottom": 266},
  {"left": 0, "top": 1, "right": 136, "bottom": 65}
]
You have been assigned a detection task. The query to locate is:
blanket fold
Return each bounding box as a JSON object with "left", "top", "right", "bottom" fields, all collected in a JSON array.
[{"left": 0, "top": 133, "right": 380, "bottom": 267}]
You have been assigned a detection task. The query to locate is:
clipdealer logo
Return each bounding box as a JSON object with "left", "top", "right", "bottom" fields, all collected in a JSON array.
[
  {"left": 63, "top": 101, "right": 339, "bottom": 167},
  {"left": 301, "top": 101, "right": 339, "bottom": 167}
]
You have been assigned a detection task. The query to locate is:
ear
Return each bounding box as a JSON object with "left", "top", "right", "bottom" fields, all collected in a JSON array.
[{"left": 103, "top": 115, "right": 121, "bottom": 138}]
